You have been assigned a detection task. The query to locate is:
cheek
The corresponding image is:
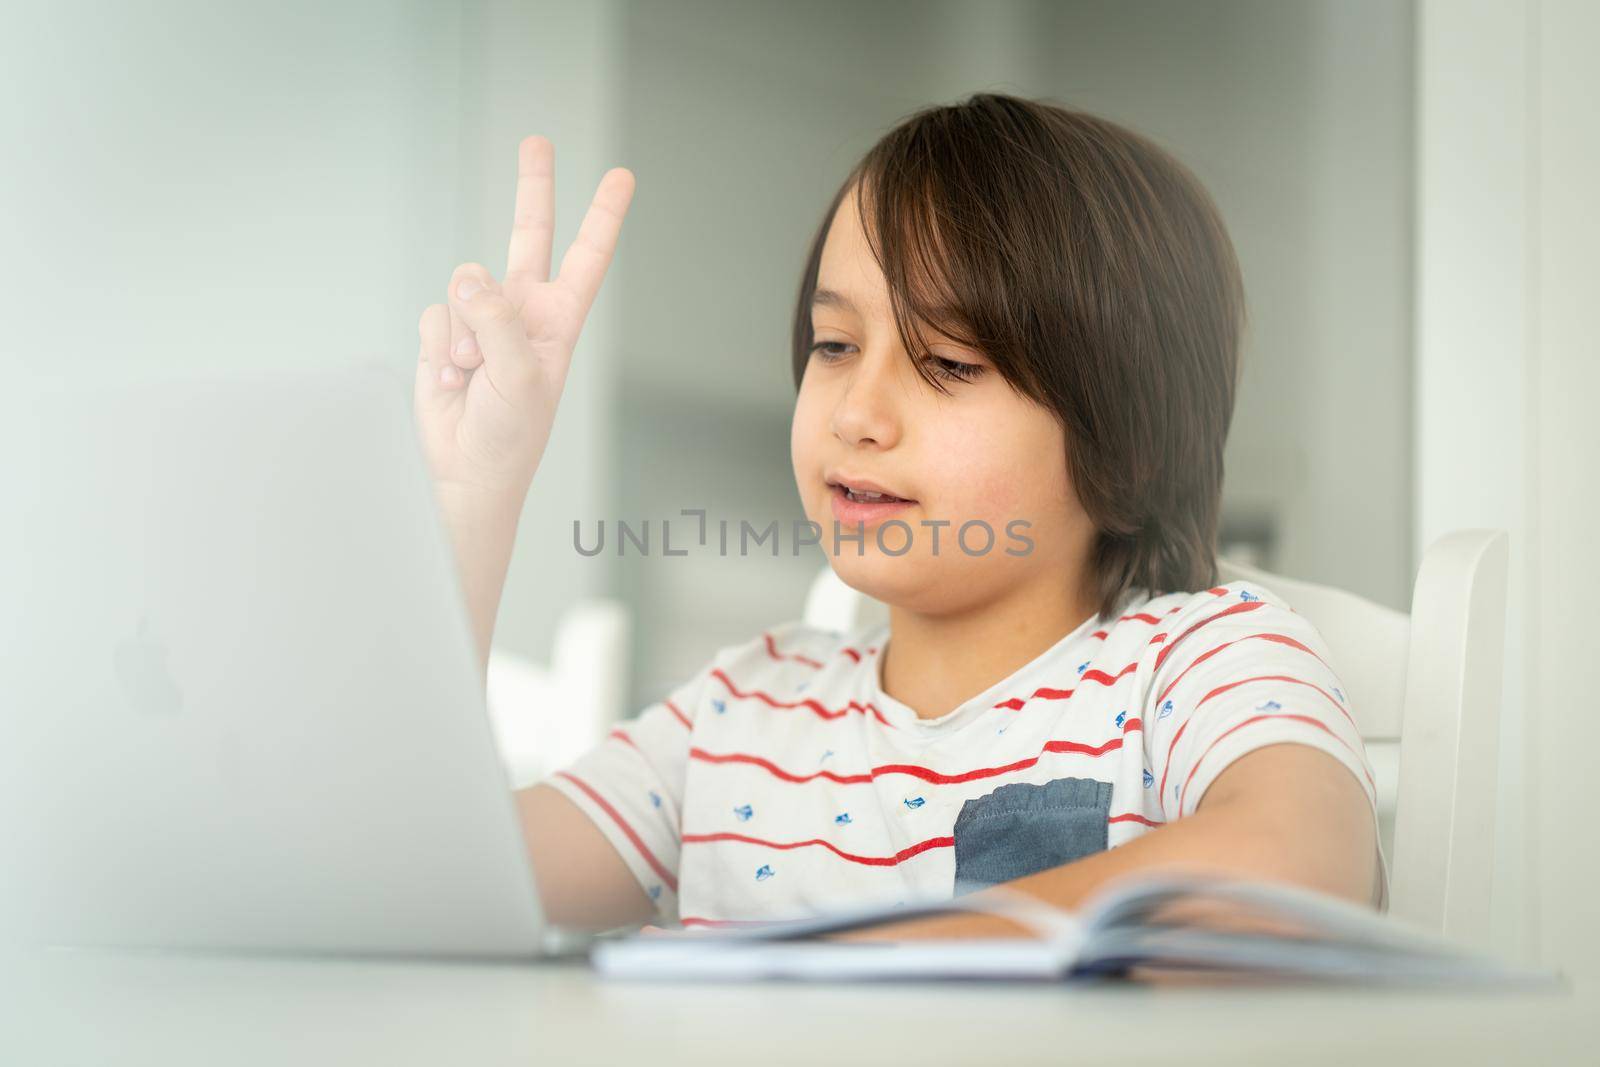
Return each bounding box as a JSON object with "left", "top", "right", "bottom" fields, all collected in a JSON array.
[
  {"left": 925, "top": 409, "right": 1071, "bottom": 520},
  {"left": 790, "top": 383, "right": 827, "bottom": 485}
]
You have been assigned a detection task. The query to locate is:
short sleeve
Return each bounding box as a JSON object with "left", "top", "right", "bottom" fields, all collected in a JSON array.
[
  {"left": 541, "top": 651, "right": 717, "bottom": 923},
  {"left": 1143, "top": 583, "right": 1378, "bottom": 827}
]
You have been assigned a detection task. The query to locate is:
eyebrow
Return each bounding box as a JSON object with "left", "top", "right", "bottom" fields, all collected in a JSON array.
[
  {"left": 812, "top": 287, "right": 962, "bottom": 329},
  {"left": 810, "top": 288, "right": 857, "bottom": 313}
]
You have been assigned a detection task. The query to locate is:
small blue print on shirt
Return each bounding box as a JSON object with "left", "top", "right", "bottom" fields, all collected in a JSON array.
[
  {"left": 835, "top": 812, "right": 852, "bottom": 825},
  {"left": 1143, "top": 768, "right": 1155, "bottom": 788},
  {"left": 1239, "top": 590, "right": 1260, "bottom": 602},
  {"left": 820, "top": 749, "right": 834, "bottom": 762},
  {"left": 797, "top": 681, "right": 809, "bottom": 692},
  {"left": 732, "top": 803, "right": 753, "bottom": 821},
  {"left": 904, "top": 796, "right": 926, "bottom": 810},
  {"left": 1077, "top": 661, "right": 1089, "bottom": 674},
  {"left": 1158, "top": 699, "right": 1175, "bottom": 719},
  {"left": 1256, "top": 699, "right": 1282, "bottom": 711},
  {"left": 755, "top": 864, "right": 774, "bottom": 881},
  {"left": 648, "top": 790, "right": 662, "bottom": 808},
  {"left": 711, "top": 698, "right": 727, "bottom": 714},
  {"left": 1333, "top": 687, "right": 1345, "bottom": 703},
  {"left": 649, "top": 884, "right": 662, "bottom": 900},
  {"left": 1114, "top": 710, "right": 1127, "bottom": 728}
]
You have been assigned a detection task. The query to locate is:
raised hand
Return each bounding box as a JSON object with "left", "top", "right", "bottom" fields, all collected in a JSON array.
[{"left": 415, "top": 136, "right": 635, "bottom": 507}]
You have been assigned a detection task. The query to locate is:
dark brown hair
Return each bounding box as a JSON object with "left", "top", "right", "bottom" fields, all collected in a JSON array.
[{"left": 790, "top": 92, "right": 1246, "bottom": 620}]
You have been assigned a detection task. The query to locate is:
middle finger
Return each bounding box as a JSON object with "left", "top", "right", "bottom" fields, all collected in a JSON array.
[{"left": 505, "top": 135, "right": 555, "bottom": 284}]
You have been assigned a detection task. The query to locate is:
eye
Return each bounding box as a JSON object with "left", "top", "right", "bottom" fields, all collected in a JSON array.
[
  {"left": 808, "top": 340, "right": 854, "bottom": 363},
  {"left": 808, "top": 341, "right": 986, "bottom": 385},
  {"left": 920, "top": 354, "right": 985, "bottom": 384}
]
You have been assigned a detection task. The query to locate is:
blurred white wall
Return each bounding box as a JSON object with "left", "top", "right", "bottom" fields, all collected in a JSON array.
[
  {"left": 1416, "top": 0, "right": 1600, "bottom": 978},
  {"left": 0, "top": 0, "right": 623, "bottom": 663},
  {"left": 0, "top": 1, "right": 461, "bottom": 380},
  {"left": 1526, "top": 0, "right": 1600, "bottom": 982}
]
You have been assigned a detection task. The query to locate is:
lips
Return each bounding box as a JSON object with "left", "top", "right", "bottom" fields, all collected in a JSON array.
[
  {"left": 829, "top": 486, "right": 917, "bottom": 529},
  {"left": 825, "top": 474, "right": 915, "bottom": 503}
]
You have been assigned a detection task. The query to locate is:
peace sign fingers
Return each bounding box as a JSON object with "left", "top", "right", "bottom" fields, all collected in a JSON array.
[
  {"left": 414, "top": 139, "right": 638, "bottom": 541},
  {"left": 505, "top": 135, "right": 556, "bottom": 284},
  {"left": 555, "top": 166, "right": 636, "bottom": 322}
]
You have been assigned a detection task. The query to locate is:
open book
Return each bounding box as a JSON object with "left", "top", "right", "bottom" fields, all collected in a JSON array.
[{"left": 590, "top": 873, "right": 1556, "bottom": 986}]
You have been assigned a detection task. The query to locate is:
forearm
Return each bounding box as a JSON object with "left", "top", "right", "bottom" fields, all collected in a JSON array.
[
  {"left": 435, "top": 484, "right": 525, "bottom": 677},
  {"left": 836, "top": 745, "right": 1379, "bottom": 941},
  {"left": 834, "top": 803, "right": 1322, "bottom": 943},
  {"left": 990, "top": 787, "right": 1373, "bottom": 921}
]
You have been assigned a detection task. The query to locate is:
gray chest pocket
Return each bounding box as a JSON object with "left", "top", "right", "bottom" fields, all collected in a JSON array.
[{"left": 951, "top": 776, "right": 1113, "bottom": 896}]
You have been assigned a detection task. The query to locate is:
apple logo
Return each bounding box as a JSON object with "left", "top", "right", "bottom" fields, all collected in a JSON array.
[{"left": 114, "top": 615, "right": 183, "bottom": 716}]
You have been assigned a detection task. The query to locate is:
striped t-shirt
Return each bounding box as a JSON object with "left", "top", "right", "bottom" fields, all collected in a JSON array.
[{"left": 543, "top": 580, "right": 1385, "bottom": 928}]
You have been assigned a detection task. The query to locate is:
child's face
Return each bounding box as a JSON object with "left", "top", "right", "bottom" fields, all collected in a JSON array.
[{"left": 790, "top": 183, "right": 1096, "bottom": 615}]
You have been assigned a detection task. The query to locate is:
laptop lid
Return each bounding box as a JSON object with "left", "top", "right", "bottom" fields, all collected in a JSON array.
[{"left": 0, "top": 365, "right": 551, "bottom": 957}]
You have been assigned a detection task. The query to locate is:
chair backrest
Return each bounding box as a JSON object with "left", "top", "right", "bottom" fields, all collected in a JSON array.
[
  {"left": 1212, "top": 555, "right": 1409, "bottom": 874},
  {"left": 485, "top": 598, "right": 632, "bottom": 790},
  {"left": 801, "top": 529, "right": 1510, "bottom": 947}
]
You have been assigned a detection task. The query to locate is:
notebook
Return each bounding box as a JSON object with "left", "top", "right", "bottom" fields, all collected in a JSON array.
[{"left": 589, "top": 872, "right": 1559, "bottom": 986}]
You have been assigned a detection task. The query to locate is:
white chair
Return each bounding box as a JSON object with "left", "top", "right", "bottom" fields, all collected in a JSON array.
[
  {"left": 484, "top": 598, "right": 632, "bottom": 790},
  {"left": 802, "top": 530, "right": 1511, "bottom": 948}
]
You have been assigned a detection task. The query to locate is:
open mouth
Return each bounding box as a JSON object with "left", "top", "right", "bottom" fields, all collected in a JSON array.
[{"left": 828, "top": 481, "right": 915, "bottom": 504}]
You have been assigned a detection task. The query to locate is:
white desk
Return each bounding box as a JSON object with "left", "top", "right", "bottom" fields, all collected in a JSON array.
[{"left": 1, "top": 946, "right": 1589, "bottom": 1066}]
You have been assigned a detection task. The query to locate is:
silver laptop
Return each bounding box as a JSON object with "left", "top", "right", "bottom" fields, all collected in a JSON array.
[{"left": 0, "top": 364, "right": 584, "bottom": 958}]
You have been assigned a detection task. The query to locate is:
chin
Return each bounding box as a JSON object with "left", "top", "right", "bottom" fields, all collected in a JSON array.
[
  {"left": 823, "top": 546, "right": 968, "bottom": 616},
  {"left": 825, "top": 548, "right": 908, "bottom": 601}
]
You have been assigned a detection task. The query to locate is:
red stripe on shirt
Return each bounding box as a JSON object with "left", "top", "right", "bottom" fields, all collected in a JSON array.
[
  {"left": 688, "top": 731, "right": 1128, "bottom": 788},
  {"left": 1156, "top": 632, "right": 1329, "bottom": 704},
  {"left": 679, "top": 916, "right": 772, "bottom": 929},
  {"left": 664, "top": 699, "right": 692, "bottom": 730},
  {"left": 1156, "top": 674, "right": 1365, "bottom": 817},
  {"left": 992, "top": 686, "right": 1072, "bottom": 711},
  {"left": 712, "top": 667, "right": 893, "bottom": 727},
  {"left": 1154, "top": 600, "right": 1267, "bottom": 672},
  {"left": 1109, "top": 812, "right": 1164, "bottom": 827},
  {"left": 1091, "top": 605, "right": 1183, "bottom": 640},
  {"left": 1124, "top": 605, "right": 1183, "bottom": 624},
  {"left": 763, "top": 632, "right": 825, "bottom": 669},
  {"left": 1177, "top": 711, "right": 1374, "bottom": 814},
  {"left": 682, "top": 830, "right": 954, "bottom": 867},
  {"left": 992, "top": 660, "right": 1140, "bottom": 711},
  {"left": 1187, "top": 673, "right": 1359, "bottom": 735},
  {"left": 1142, "top": 591, "right": 1228, "bottom": 647},
  {"left": 553, "top": 771, "right": 678, "bottom": 893}
]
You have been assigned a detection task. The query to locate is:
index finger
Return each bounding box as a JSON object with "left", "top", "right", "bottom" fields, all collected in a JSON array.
[
  {"left": 505, "top": 135, "right": 555, "bottom": 283},
  {"left": 555, "top": 167, "right": 636, "bottom": 319}
]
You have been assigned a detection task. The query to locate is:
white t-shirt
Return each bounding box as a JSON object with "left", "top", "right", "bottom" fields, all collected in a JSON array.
[{"left": 544, "top": 580, "right": 1386, "bottom": 928}]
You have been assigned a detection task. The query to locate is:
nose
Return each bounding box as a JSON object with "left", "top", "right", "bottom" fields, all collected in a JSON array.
[{"left": 829, "top": 345, "right": 905, "bottom": 449}]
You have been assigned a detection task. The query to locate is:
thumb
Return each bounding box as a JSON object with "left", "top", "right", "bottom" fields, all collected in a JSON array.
[{"left": 448, "top": 263, "right": 539, "bottom": 396}]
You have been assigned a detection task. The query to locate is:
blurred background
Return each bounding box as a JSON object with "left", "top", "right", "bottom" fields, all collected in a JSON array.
[{"left": 2, "top": 0, "right": 1594, "bottom": 977}]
